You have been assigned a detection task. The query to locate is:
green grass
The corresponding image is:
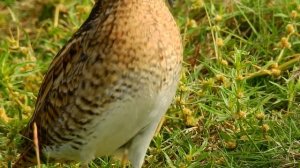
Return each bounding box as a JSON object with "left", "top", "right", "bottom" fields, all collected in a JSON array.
[{"left": 1, "top": 0, "right": 300, "bottom": 167}]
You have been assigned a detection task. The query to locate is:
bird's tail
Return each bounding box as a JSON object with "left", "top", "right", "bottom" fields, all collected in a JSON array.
[{"left": 12, "top": 144, "right": 37, "bottom": 168}]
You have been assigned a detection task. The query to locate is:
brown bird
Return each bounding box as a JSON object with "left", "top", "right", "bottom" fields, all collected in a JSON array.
[{"left": 14, "top": 0, "right": 182, "bottom": 167}]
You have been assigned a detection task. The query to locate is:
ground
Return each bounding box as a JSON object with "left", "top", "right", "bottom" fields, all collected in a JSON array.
[{"left": 0, "top": 0, "right": 300, "bottom": 167}]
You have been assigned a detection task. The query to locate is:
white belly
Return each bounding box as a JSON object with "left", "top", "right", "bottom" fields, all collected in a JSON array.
[{"left": 44, "top": 81, "right": 177, "bottom": 163}]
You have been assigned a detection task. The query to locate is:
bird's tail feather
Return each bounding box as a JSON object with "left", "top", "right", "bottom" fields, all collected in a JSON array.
[{"left": 12, "top": 144, "right": 37, "bottom": 168}]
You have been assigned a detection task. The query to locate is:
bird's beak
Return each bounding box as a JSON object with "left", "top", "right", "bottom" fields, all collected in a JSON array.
[{"left": 167, "top": 0, "right": 175, "bottom": 7}]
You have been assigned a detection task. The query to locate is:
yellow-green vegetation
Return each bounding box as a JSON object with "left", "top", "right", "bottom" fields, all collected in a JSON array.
[{"left": 1, "top": 0, "right": 300, "bottom": 167}]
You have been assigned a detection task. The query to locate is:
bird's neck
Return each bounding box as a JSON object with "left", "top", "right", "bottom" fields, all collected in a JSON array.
[{"left": 93, "top": 0, "right": 166, "bottom": 9}]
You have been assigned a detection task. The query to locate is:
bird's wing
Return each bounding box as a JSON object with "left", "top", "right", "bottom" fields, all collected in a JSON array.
[
  {"left": 20, "top": 0, "right": 106, "bottom": 141},
  {"left": 21, "top": 35, "right": 87, "bottom": 141}
]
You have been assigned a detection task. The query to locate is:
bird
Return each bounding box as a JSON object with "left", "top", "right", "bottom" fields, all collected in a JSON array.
[{"left": 13, "top": 0, "right": 182, "bottom": 167}]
